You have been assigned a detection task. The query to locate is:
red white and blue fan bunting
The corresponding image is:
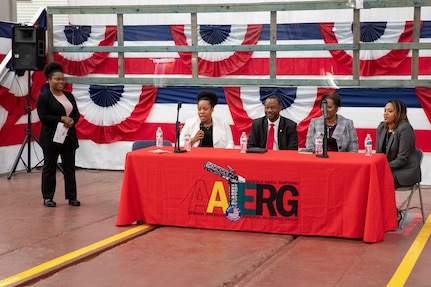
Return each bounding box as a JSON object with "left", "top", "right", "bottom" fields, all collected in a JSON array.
[
  {"left": 171, "top": 24, "right": 262, "bottom": 77},
  {"left": 224, "top": 86, "right": 334, "bottom": 147},
  {"left": 53, "top": 25, "right": 117, "bottom": 76},
  {"left": 0, "top": 70, "right": 47, "bottom": 146},
  {"left": 72, "top": 84, "right": 157, "bottom": 143},
  {"left": 319, "top": 21, "right": 417, "bottom": 76}
]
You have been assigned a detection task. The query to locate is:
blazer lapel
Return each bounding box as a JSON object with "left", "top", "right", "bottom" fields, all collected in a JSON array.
[
  {"left": 376, "top": 126, "right": 385, "bottom": 153},
  {"left": 331, "top": 118, "right": 345, "bottom": 140},
  {"left": 386, "top": 130, "right": 395, "bottom": 155},
  {"left": 262, "top": 117, "right": 268, "bottom": 141}
]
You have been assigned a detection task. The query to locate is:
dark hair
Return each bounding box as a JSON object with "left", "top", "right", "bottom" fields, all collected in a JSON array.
[
  {"left": 197, "top": 91, "right": 218, "bottom": 108},
  {"left": 43, "top": 62, "right": 64, "bottom": 79},
  {"left": 320, "top": 93, "right": 341, "bottom": 109},
  {"left": 264, "top": 95, "right": 282, "bottom": 106},
  {"left": 386, "top": 99, "right": 409, "bottom": 128}
]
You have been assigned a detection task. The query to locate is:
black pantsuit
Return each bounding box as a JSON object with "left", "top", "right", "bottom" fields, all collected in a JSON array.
[
  {"left": 36, "top": 89, "right": 80, "bottom": 201},
  {"left": 41, "top": 137, "right": 77, "bottom": 200}
]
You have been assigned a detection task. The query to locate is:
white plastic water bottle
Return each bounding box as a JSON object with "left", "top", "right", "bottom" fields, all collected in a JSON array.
[
  {"left": 184, "top": 133, "right": 191, "bottom": 151},
  {"left": 315, "top": 133, "right": 323, "bottom": 155},
  {"left": 240, "top": 132, "right": 247, "bottom": 153},
  {"left": 156, "top": 127, "right": 163, "bottom": 148},
  {"left": 365, "top": 133, "right": 373, "bottom": 156}
]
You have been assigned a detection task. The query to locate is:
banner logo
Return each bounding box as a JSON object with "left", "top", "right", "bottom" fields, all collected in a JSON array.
[{"left": 200, "top": 161, "right": 299, "bottom": 222}]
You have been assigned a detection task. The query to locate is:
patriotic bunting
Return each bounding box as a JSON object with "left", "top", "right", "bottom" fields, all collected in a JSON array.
[
  {"left": 1, "top": 8, "right": 431, "bottom": 178},
  {"left": 319, "top": 21, "right": 418, "bottom": 76},
  {"left": 171, "top": 24, "right": 262, "bottom": 77}
]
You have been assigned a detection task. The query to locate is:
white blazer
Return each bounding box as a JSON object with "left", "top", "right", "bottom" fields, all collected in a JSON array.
[{"left": 180, "top": 116, "right": 234, "bottom": 148}]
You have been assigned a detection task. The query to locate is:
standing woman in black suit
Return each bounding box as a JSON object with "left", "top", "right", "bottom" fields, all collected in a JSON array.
[{"left": 36, "top": 62, "right": 81, "bottom": 207}]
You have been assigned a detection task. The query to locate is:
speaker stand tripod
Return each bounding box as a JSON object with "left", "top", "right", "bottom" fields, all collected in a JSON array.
[{"left": 7, "top": 71, "right": 43, "bottom": 179}]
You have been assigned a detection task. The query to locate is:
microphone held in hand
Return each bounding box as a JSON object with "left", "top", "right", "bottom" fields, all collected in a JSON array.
[{"left": 199, "top": 122, "right": 204, "bottom": 146}]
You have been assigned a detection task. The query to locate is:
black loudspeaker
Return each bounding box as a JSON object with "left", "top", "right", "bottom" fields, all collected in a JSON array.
[{"left": 12, "top": 26, "right": 46, "bottom": 71}]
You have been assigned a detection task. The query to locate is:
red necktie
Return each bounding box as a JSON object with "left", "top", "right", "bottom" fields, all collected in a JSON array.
[{"left": 266, "top": 123, "right": 274, "bottom": 150}]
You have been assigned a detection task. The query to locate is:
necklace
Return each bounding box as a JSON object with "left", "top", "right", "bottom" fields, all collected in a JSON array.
[{"left": 326, "top": 117, "right": 337, "bottom": 127}]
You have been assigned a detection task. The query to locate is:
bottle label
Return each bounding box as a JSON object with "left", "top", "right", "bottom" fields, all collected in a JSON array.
[{"left": 240, "top": 134, "right": 247, "bottom": 153}]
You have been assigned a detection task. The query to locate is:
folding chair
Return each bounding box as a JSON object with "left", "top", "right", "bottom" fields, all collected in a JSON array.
[
  {"left": 397, "top": 149, "right": 425, "bottom": 229},
  {"left": 132, "top": 140, "right": 172, "bottom": 150}
]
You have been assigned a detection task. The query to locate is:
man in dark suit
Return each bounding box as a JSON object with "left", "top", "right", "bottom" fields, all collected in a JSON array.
[{"left": 247, "top": 96, "right": 298, "bottom": 150}]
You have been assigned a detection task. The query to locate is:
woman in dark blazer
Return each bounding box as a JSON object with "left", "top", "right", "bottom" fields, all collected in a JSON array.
[
  {"left": 36, "top": 62, "right": 81, "bottom": 207},
  {"left": 376, "top": 99, "right": 421, "bottom": 188}
]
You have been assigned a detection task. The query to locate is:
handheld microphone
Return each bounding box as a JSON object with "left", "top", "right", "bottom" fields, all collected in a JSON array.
[
  {"left": 322, "top": 99, "right": 328, "bottom": 119},
  {"left": 177, "top": 102, "right": 182, "bottom": 110},
  {"left": 199, "top": 122, "right": 204, "bottom": 146}
]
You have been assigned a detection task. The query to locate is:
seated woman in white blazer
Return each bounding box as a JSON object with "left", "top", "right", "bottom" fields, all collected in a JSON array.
[{"left": 180, "top": 91, "right": 234, "bottom": 148}]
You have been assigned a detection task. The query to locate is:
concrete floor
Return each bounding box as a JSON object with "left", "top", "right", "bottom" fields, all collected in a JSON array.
[{"left": 0, "top": 168, "right": 430, "bottom": 287}]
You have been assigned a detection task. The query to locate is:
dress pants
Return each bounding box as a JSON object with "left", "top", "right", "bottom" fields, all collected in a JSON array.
[{"left": 41, "top": 137, "right": 77, "bottom": 200}]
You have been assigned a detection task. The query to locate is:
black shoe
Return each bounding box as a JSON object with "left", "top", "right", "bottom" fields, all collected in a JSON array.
[
  {"left": 69, "top": 200, "right": 80, "bottom": 206},
  {"left": 44, "top": 199, "right": 56, "bottom": 207}
]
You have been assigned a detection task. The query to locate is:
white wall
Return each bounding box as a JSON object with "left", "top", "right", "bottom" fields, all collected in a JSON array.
[
  {"left": 67, "top": 0, "right": 431, "bottom": 25},
  {"left": 1, "top": 0, "right": 17, "bottom": 22},
  {"left": 16, "top": 0, "right": 68, "bottom": 25}
]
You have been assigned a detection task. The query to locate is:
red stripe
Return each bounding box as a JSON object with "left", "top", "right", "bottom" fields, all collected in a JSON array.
[
  {"left": 416, "top": 87, "right": 431, "bottom": 123},
  {"left": 0, "top": 118, "right": 41, "bottom": 147},
  {"left": 224, "top": 87, "right": 252, "bottom": 132},
  {"left": 91, "top": 57, "right": 431, "bottom": 76}
]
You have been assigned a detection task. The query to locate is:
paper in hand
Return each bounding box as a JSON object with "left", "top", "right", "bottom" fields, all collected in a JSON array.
[{"left": 53, "top": 122, "right": 69, "bottom": 144}]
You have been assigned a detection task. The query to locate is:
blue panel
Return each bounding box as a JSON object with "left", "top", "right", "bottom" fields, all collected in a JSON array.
[
  {"left": 123, "top": 25, "right": 174, "bottom": 41},
  {"left": 260, "top": 23, "right": 323, "bottom": 41},
  {"left": 338, "top": 88, "right": 421, "bottom": 108},
  {"left": 155, "top": 86, "right": 226, "bottom": 104}
]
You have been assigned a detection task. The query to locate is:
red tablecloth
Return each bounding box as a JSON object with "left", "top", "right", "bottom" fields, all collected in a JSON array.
[{"left": 116, "top": 147, "right": 398, "bottom": 243}]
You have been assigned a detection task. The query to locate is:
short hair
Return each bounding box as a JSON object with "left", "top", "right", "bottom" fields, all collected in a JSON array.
[
  {"left": 197, "top": 91, "right": 218, "bottom": 107},
  {"left": 43, "top": 62, "right": 64, "bottom": 79},
  {"left": 320, "top": 93, "right": 341, "bottom": 109},
  {"left": 386, "top": 99, "right": 409, "bottom": 128},
  {"left": 264, "top": 95, "right": 281, "bottom": 106}
]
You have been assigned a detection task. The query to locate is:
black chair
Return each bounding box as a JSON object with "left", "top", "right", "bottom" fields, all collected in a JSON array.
[
  {"left": 132, "top": 140, "right": 172, "bottom": 151},
  {"left": 397, "top": 148, "right": 424, "bottom": 229}
]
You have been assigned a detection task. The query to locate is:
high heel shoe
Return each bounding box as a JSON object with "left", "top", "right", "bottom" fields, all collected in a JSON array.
[
  {"left": 68, "top": 200, "right": 80, "bottom": 206},
  {"left": 44, "top": 199, "right": 56, "bottom": 207}
]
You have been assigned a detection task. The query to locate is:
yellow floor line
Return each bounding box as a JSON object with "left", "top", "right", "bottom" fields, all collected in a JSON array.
[
  {"left": 0, "top": 225, "right": 151, "bottom": 287},
  {"left": 387, "top": 215, "right": 431, "bottom": 287}
]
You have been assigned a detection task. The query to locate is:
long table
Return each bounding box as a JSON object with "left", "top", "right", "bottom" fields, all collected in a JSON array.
[{"left": 116, "top": 147, "right": 398, "bottom": 243}]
